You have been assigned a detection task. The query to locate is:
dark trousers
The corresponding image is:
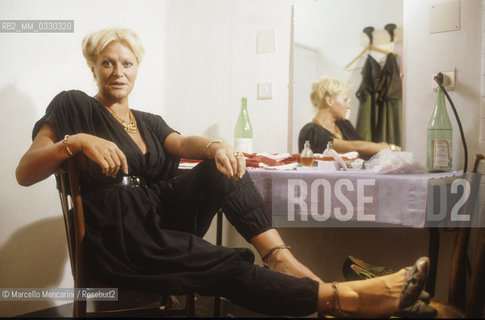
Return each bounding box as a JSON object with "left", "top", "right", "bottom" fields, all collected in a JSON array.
[{"left": 162, "top": 160, "right": 319, "bottom": 316}]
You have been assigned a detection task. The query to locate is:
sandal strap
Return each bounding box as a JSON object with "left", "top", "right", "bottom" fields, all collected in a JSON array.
[
  {"left": 262, "top": 244, "right": 290, "bottom": 266},
  {"left": 399, "top": 257, "right": 429, "bottom": 310}
]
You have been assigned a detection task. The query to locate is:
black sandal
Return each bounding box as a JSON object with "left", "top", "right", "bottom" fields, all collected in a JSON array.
[
  {"left": 343, "top": 256, "right": 432, "bottom": 304},
  {"left": 342, "top": 255, "right": 395, "bottom": 280}
]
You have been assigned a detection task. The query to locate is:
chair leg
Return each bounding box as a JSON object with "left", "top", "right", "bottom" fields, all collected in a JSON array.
[
  {"left": 73, "top": 300, "right": 86, "bottom": 317},
  {"left": 186, "top": 293, "right": 195, "bottom": 317},
  {"left": 214, "top": 209, "right": 223, "bottom": 317},
  {"left": 465, "top": 227, "right": 485, "bottom": 317},
  {"left": 427, "top": 228, "right": 440, "bottom": 296},
  {"left": 448, "top": 227, "right": 470, "bottom": 310}
]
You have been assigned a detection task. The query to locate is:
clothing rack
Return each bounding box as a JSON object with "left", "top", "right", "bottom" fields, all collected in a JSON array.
[{"left": 345, "top": 24, "right": 401, "bottom": 70}]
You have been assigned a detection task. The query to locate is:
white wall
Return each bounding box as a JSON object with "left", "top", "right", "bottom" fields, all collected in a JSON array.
[
  {"left": 160, "top": 0, "right": 292, "bottom": 153},
  {"left": 0, "top": 0, "right": 292, "bottom": 316},
  {"left": 403, "top": 0, "right": 482, "bottom": 170}
]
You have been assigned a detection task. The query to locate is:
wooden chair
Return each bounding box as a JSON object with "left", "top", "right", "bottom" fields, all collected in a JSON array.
[
  {"left": 448, "top": 153, "right": 485, "bottom": 318},
  {"left": 55, "top": 157, "right": 195, "bottom": 317}
]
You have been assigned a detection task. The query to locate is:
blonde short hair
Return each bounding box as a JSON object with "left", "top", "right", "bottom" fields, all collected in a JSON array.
[
  {"left": 310, "top": 77, "right": 350, "bottom": 110},
  {"left": 82, "top": 27, "right": 145, "bottom": 68}
]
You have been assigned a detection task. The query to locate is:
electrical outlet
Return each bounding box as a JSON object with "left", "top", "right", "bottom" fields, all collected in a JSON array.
[{"left": 433, "top": 69, "right": 455, "bottom": 91}]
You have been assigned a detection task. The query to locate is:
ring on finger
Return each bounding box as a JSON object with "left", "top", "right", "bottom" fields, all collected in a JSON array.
[{"left": 234, "top": 152, "right": 244, "bottom": 158}]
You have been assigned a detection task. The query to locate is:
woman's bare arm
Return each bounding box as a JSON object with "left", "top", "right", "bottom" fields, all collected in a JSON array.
[
  {"left": 16, "top": 123, "right": 128, "bottom": 186},
  {"left": 332, "top": 139, "right": 390, "bottom": 157},
  {"left": 164, "top": 132, "right": 245, "bottom": 180},
  {"left": 16, "top": 123, "right": 71, "bottom": 186}
]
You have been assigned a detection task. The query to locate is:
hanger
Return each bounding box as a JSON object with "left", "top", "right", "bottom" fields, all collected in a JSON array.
[
  {"left": 345, "top": 26, "right": 397, "bottom": 70},
  {"left": 384, "top": 23, "right": 397, "bottom": 42}
]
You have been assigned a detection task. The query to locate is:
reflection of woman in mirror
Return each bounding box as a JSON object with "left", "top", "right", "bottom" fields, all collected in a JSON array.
[
  {"left": 298, "top": 77, "right": 400, "bottom": 157},
  {"left": 17, "top": 29, "right": 425, "bottom": 317}
]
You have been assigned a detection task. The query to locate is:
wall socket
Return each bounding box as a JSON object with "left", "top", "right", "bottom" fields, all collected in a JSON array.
[{"left": 432, "top": 69, "right": 455, "bottom": 91}]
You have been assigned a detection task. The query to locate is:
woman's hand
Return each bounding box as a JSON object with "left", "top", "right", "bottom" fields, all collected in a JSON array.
[
  {"left": 378, "top": 142, "right": 391, "bottom": 150},
  {"left": 377, "top": 142, "right": 401, "bottom": 151},
  {"left": 164, "top": 133, "right": 246, "bottom": 181},
  {"left": 332, "top": 139, "right": 396, "bottom": 157},
  {"left": 16, "top": 124, "right": 128, "bottom": 186},
  {"left": 74, "top": 134, "right": 129, "bottom": 178},
  {"left": 213, "top": 146, "right": 246, "bottom": 180}
]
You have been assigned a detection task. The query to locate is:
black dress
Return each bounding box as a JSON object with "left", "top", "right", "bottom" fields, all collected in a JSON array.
[
  {"left": 355, "top": 53, "right": 402, "bottom": 145},
  {"left": 33, "top": 90, "right": 318, "bottom": 316},
  {"left": 298, "top": 120, "right": 362, "bottom": 153},
  {"left": 355, "top": 54, "right": 381, "bottom": 142},
  {"left": 376, "top": 54, "right": 402, "bottom": 145}
]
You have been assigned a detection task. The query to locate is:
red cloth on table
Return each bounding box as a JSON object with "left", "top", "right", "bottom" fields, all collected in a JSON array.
[{"left": 180, "top": 153, "right": 301, "bottom": 168}]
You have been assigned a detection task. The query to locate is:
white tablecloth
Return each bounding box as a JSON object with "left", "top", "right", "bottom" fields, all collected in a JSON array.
[{"left": 248, "top": 168, "right": 463, "bottom": 228}]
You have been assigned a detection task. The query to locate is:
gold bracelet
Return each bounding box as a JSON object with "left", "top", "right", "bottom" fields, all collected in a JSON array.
[
  {"left": 205, "top": 140, "right": 222, "bottom": 153},
  {"left": 324, "top": 282, "right": 341, "bottom": 312},
  {"left": 63, "top": 135, "right": 73, "bottom": 157},
  {"left": 262, "top": 244, "right": 291, "bottom": 267}
]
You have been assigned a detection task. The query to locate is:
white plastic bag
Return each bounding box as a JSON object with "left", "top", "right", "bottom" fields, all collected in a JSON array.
[{"left": 365, "top": 149, "right": 426, "bottom": 174}]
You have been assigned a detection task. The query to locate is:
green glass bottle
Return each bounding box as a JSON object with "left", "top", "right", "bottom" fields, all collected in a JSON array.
[
  {"left": 427, "top": 87, "right": 452, "bottom": 172},
  {"left": 234, "top": 97, "right": 253, "bottom": 153}
]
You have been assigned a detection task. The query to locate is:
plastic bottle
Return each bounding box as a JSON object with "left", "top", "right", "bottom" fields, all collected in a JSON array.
[
  {"left": 234, "top": 97, "right": 253, "bottom": 153},
  {"left": 427, "top": 87, "right": 452, "bottom": 172}
]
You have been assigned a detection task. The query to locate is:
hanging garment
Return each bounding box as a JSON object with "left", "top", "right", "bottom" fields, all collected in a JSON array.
[
  {"left": 355, "top": 53, "right": 402, "bottom": 145},
  {"left": 376, "top": 53, "right": 402, "bottom": 146},
  {"left": 355, "top": 54, "right": 382, "bottom": 142}
]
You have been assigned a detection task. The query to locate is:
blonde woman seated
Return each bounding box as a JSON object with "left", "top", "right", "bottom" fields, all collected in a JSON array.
[
  {"left": 298, "top": 77, "right": 400, "bottom": 157},
  {"left": 17, "top": 28, "right": 423, "bottom": 317}
]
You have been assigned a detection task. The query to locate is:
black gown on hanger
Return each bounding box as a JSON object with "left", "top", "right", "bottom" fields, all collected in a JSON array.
[
  {"left": 376, "top": 53, "right": 402, "bottom": 145},
  {"left": 355, "top": 54, "right": 382, "bottom": 142}
]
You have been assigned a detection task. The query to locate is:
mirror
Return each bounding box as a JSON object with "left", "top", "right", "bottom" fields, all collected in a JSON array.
[{"left": 289, "top": 0, "right": 403, "bottom": 153}]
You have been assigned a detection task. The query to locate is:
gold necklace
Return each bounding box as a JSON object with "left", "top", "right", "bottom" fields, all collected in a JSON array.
[
  {"left": 312, "top": 118, "right": 342, "bottom": 139},
  {"left": 334, "top": 125, "right": 342, "bottom": 139},
  {"left": 95, "top": 94, "right": 138, "bottom": 134},
  {"left": 106, "top": 107, "right": 138, "bottom": 134}
]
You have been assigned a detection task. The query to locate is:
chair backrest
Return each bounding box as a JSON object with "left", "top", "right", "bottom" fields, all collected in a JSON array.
[
  {"left": 55, "top": 157, "right": 197, "bottom": 317},
  {"left": 448, "top": 153, "right": 485, "bottom": 317},
  {"left": 55, "top": 157, "right": 87, "bottom": 317}
]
